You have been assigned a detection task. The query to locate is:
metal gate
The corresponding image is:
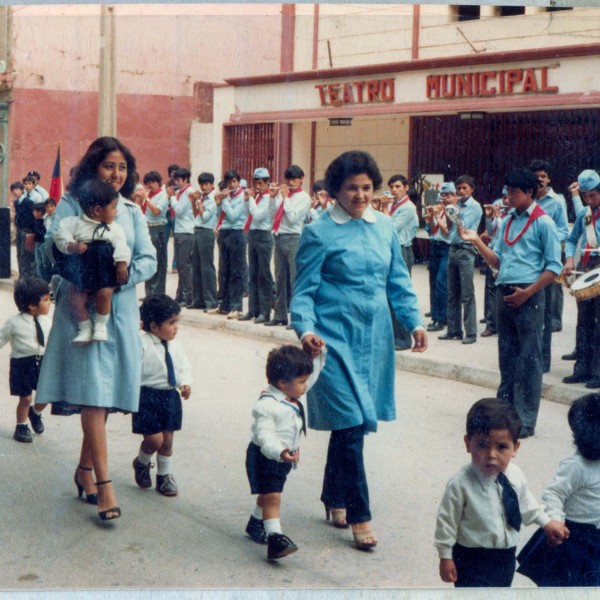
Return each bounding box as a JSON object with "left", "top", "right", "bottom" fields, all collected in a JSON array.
[
  {"left": 409, "top": 108, "right": 600, "bottom": 205},
  {"left": 223, "top": 123, "right": 276, "bottom": 184}
]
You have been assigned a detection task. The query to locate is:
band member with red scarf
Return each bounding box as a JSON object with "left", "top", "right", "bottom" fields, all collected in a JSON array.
[
  {"left": 208, "top": 169, "right": 247, "bottom": 319},
  {"left": 266, "top": 165, "right": 311, "bottom": 327},
  {"left": 425, "top": 182, "right": 455, "bottom": 332},
  {"left": 459, "top": 168, "right": 561, "bottom": 439},
  {"left": 385, "top": 174, "right": 418, "bottom": 350},
  {"left": 562, "top": 169, "right": 600, "bottom": 389},
  {"left": 142, "top": 171, "right": 170, "bottom": 297},
  {"left": 171, "top": 168, "right": 196, "bottom": 307}
]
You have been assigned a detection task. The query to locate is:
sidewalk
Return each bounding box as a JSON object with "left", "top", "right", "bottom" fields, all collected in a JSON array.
[{"left": 2, "top": 247, "right": 585, "bottom": 407}]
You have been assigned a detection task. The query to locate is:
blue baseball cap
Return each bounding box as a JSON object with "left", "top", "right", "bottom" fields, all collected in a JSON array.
[
  {"left": 440, "top": 182, "right": 456, "bottom": 194},
  {"left": 253, "top": 167, "right": 270, "bottom": 179},
  {"left": 578, "top": 169, "right": 600, "bottom": 193}
]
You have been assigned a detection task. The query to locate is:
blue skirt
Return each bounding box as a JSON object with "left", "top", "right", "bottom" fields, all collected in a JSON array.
[{"left": 517, "top": 520, "right": 600, "bottom": 586}]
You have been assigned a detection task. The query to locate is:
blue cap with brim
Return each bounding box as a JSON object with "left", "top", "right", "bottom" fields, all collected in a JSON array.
[
  {"left": 440, "top": 182, "right": 456, "bottom": 194},
  {"left": 578, "top": 169, "right": 600, "bottom": 193},
  {"left": 253, "top": 167, "right": 270, "bottom": 179}
]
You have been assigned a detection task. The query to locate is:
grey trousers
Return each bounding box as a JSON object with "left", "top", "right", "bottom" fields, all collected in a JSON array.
[
  {"left": 273, "top": 233, "right": 299, "bottom": 321},
  {"left": 247, "top": 229, "right": 274, "bottom": 317},
  {"left": 145, "top": 225, "right": 168, "bottom": 297},
  {"left": 191, "top": 227, "right": 218, "bottom": 309},
  {"left": 447, "top": 245, "right": 477, "bottom": 338},
  {"left": 174, "top": 232, "right": 194, "bottom": 304}
]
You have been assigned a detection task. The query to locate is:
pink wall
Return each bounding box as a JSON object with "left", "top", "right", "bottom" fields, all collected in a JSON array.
[{"left": 10, "top": 88, "right": 196, "bottom": 191}]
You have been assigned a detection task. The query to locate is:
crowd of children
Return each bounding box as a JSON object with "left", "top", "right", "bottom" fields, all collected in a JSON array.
[{"left": 3, "top": 160, "right": 600, "bottom": 578}]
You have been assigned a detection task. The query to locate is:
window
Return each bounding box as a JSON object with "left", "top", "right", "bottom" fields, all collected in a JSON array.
[
  {"left": 498, "top": 6, "right": 526, "bottom": 17},
  {"left": 454, "top": 5, "right": 481, "bottom": 22}
]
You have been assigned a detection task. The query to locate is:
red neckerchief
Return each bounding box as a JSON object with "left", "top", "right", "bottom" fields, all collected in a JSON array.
[
  {"left": 582, "top": 208, "right": 600, "bottom": 267},
  {"left": 503, "top": 204, "right": 546, "bottom": 247},
  {"left": 389, "top": 195, "right": 409, "bottom": 216},
  {"left": 148, "top": 188, "right": 162, "bottom": 199},
  {"left": 176, "top": 183, "right": 191, "bottom": 201},
  {"left": 243, "top": 191, "right": 269, "bottom": 233},
  {"left": 432, "top": 207, "right": 446, "bottom": 235},
  {"left": 215, "top": 187, "right": 243, "bottom": 232},
  {"left": 273, "top": 186, "right": 302, "bottom": 233}
]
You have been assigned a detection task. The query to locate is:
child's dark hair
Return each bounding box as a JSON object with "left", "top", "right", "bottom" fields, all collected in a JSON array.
[
  {"left": 466, "top": 398, "right": 522, "bottom": 444},
  {"left": 504, "top": 168, "right": 539, "bottom": 197},
  {"left": 33, "top": 204, "right": 46, "bottom": 216},
  {"left": 23, "top": 175, "right": 36, "bottom": 185},
  {"left": 76, "top": 179, "right": 118, "bottom": 215},
  {"left": 313, "top": 179, "right": 326, "bottom": 194},
  {"left": 14, "top": 276, "right": 50, "bottom": 313},
  {"left": 387, "top": 173, "right": 408, "bottom": 187},
  {"left": 266, "top": 345, "right": 313, "bottom": 385},
  {"left": 568, "top": 394, "right": 600, "bottom": 460},
  {"left": 44, "top": 198, "right": 57, "bottom": 208},
  {"left": 198, "top": 172, "right": 215, "bottom": 185},
  {"left": 140, "top": 294, "right": 181, "bottom": 332},
  {"left": 10, "top": 181, "right": 24, "bottom": 192},
  {"left": 456, "top": 174, "right": 475, "bottom": 190},
  {"left": 285, "top": 164, "right": 304, "bottom": 179},
  {"left": 223, "top": 170, "right": 240, "bottom": 185},
  {"left": 528, "top": 159, "right": 552, "bottom": 177},
  {"left": 143, "top": 170, "right": 162, "bottom": 186},
  {"left": 174, "top": 168, "right": 191, "bottom": 182}
]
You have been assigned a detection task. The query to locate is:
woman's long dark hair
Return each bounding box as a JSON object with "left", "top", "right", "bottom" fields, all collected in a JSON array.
[{"left": 70, "top": 137, "right": 137, "bottom": 199}]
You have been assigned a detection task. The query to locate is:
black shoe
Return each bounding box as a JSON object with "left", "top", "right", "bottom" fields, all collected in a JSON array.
[
  {"left": 562, "top": 374, "right": 590, "bottom": 384},
  {"left": 438, "top": 332, "right": 463, "bottom": 340},
  {"left": 479, "top": 318, "right": 486, "bottom": 324},
  {"left": 395, "top": 344, "right": 411, "bottom": 351},
  {"left": 267, "top": 533, "right": 298, "bottom": 560},
  {"left": 426, "top": 321, "right": 445, "bottom": 332},
  {"left": 424, "top": 311, "right": 432, "bottom": 318},
  {"left": 462, "top": 335, "right": 477, "bottom": 345},
  {"left": 132, "top": 457, "right": 153, "bottom": 489},
  {"left": 28, "top": 407, "right": 44, "bottom": 434},
  {"left": 254, "top": 314, "right": 268, "bottom": 324},
  {"left": 245, "top": 516, "right": 268, "bottom": 544},
  {"left": 74, "top": 465, "right": 98, "bottom": 505},
  {"left": 238, "top": 312, "right": 255, "bottom": 321},
  {"left": 14, "top": 424, "right": 33, "bottom": 443},
  {"left": 264, "top": 319, "right": 288, "bottom": 327},
  {"left": 585, "top": 379, "right": 600, "bottom": 389},
  {"left": 187, "top": 304, "right": 205, "bottom": 310},
  {"left": 519, "top": 427, "right": 535, "bottom": 439},
  {"left": 562, "top": 351, "right": 577, "bottom": 361},
  {"left": 156, "top": 473, "right": 178, "bottom": 496}
]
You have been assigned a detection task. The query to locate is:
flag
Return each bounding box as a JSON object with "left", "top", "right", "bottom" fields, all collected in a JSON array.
[{"left": 48, "top": 144, "right": 62, "bottom": 202}]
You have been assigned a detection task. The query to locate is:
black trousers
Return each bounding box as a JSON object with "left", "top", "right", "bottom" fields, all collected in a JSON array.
[
  {"left": 217, "top": 229, "right": 245, "bottom": 312},
  {"left": 453, "top": 543, "right": 516, "bottom": 587},
  {"left": 247, "top": 229, "right": 274, "bottom": 317},
  {"left": 320, "top": 425, "right": 371, "bottom": 524}
]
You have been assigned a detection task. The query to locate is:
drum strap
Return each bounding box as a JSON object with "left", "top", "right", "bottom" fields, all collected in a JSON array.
[{"left": 582, "top": 207, "right": 600, "bottom": 268}]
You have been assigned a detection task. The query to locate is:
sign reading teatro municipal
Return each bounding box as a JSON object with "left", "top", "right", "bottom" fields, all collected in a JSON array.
[
  {"left": 315, "top": 79, "right": 395, "bottom": 106},
  {"left": 426, "top": 66, "right": 558, "bottom": 99}
]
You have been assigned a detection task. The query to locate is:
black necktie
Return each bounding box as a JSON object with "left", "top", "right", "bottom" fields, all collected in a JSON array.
[
  {"left": 33, "top": 316, "right": 45, "bottom": 347},
  {"left": 288, "top": 398, "right": 306, "bottom": 436},
  {"left": 497, "top": 472, "right": 521, "bottom": 531},
  {"left": 161, "top": 340, "right": 176, "bottom": 387}
]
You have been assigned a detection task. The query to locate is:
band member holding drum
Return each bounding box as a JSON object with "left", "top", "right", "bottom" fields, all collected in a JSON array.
[
  {"left": 459, "top": 168, "right": 562, "bottom": 439},
  {"left": 562, "top": 169, "right": 600, "bottom": 388}
]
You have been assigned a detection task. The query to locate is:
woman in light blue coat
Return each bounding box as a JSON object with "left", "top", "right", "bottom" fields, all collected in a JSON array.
[
  {"left": 36, "top": 137, "right": 156, "bottom": 521},
  {"left": 291, "top": 151, "right": 427, "bottom": 550}
]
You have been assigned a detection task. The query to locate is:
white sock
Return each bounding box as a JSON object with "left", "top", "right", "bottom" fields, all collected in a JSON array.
[
  {"left": 78, "top": 319, "right": 92, "bottom": 332},
  {"left": 16, "top": 421, "right": 28, "bottom": 426},
  {"left": 94, "top": 313, "right": 109, "bottom": 325},
  {"left": 138, "top": 449, "right": 153, "bottom": 464},
  {"left": 32, "top": 406, "right": 43, "bottom": 416},
  {"left": 157, "top": 454, "right": 172, "bottom": 475},
  {"left": 264, "top": 518, "right": 282, "bottom": 536},
  {"left": 252, "top": 505, "right": 263, "bottom": 520}
]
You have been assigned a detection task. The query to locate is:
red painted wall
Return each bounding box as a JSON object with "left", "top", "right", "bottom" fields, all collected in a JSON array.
[{"left": 10, "top": 88, "right": 196, "bottom": 192}]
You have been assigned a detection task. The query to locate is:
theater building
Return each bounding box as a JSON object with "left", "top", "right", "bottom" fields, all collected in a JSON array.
[{"left": 191, "top": 4, "right": 600, "bottom": 204}]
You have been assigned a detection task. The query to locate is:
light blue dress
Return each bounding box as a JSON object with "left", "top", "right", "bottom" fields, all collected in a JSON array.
[
  {"left": 291, "top": 205, "right": 422, "bottom": 433},
  {"left": 36, "top": 192, "right": 157, "bottom": 412}
]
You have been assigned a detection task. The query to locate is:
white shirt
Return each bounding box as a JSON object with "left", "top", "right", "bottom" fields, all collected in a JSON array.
[
  {"left": 145, "top": 189, "right": 169, "bottom": 226},
  {"left": 247, "top": 191, "right": 272, "bottom": 231},
  {"left": 434, "top": 462, "right": 550, "bottom": 559},
  {"left": 542, "top": 451, "right": 600, "bottom": 527},
  {"left": 250, "top": 351, "right": 325, "bottom": 462},
  {"left": 0, "top": 313, "right": 51, "bottom": 358},
  {"left": 139, "top": 330, "right": 192, "bottom": 390},
  {"left": 171, "top": 185, "right": 195, "bottom": 234},
  {"left": 272, "top": 189, "right": 311, "bottom": 235},
  {"left": 54, "top": 214, "right": 132, "bottom": 265}
]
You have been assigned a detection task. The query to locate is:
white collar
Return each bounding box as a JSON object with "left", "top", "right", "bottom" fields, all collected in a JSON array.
[
  {"left": 263, "top": 384, "right": 289, "bottom": 403},
  {"left": 330, "top": 202, "right": 377, "bottom": 224}
]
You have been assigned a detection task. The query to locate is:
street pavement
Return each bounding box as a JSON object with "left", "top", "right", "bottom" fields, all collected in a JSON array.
[{"left": 0, "top": 249, "right": 590, "bottom": 598}]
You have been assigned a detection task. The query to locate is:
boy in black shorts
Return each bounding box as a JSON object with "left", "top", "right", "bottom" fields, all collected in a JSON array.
[
  {"left": 0, "top": 277, "right": 51, "bottom": 442},
  {"left": 132, "top": 295, "right": 192, "bottom": 497}
]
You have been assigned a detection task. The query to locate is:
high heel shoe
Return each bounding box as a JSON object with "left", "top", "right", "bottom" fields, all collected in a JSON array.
[
  {"left": 74, "top": 465, "right": 98, "bottom": 505},
  {"left": 96, "top": 480, "right": 121, "bottom": 521},
  {"left": 324, "top": 505, "right": 349, "bottom": 528}
]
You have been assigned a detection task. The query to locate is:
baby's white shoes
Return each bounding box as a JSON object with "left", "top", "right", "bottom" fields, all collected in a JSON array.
[
  {"left": 72, "top": 319, "right": 93, "bottom": 345},
  {"left": 92, "top": 322, "right": 108, "bottom": 342}
]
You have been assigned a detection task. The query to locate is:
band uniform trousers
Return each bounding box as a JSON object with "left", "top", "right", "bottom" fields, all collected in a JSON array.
[
  {"left": 173, "top": 232, "right": 194, "bottom": 304},
  {"left": 447, "top": 245, "right": 477, "bottom": 338},
  {"left": 217, "top": 228, "right": 245, "bottom": 312},
  {"left": 273, "top": 233, "right": 300, "bottom": 321},
  {"left": 391, "top": 244, "right": 414, "bottom": 348},
  {"left": 247, "top": 229, "right": 274, "bottom": 318},
  {"left": 191, "top": 227, "right": 218, "bottom": 309},
  {"left": 497, "top": 285, "right": 545, "bottom": 430},
  {"left": 145, "top": 225, "right": 168, "bottom": 297},
  {"left": 428, "top": 240, "right": 449, "bottom": 324},
  {"left": 483, "top": 266, "right": 497, "bottom": 333}
]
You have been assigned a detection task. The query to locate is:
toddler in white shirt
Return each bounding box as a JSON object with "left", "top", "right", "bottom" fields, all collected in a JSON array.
[
  {"left": 435, "top": 397, "right": 567, "bottom": 587},
  {"left": 53, "top": 179, "right": 131, "bottom": 344},
  {"left": 245, "top": 344, "right": 325, "bottom": 561}
]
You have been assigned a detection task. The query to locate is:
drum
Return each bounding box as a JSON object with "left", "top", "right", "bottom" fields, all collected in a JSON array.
[{"left": 570, "top": 267, "right": 600, "bottom": 300}]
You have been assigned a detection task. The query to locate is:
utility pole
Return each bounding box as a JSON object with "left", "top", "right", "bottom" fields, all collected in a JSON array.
[{"left": 98, "top": 5, "right": 116, "bottom": 136}]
